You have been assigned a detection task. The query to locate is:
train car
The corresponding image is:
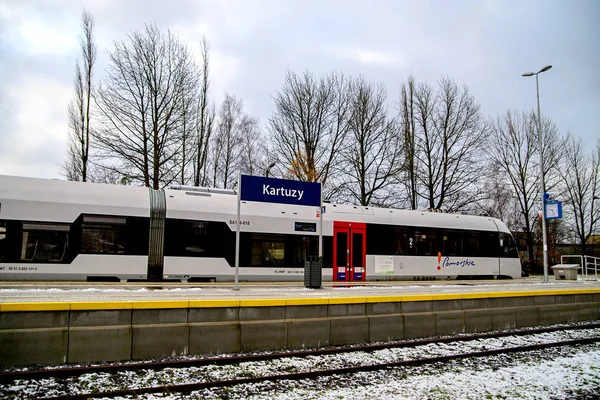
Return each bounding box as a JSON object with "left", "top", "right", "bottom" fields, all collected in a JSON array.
[{"left": 0, "top": 175, "right": 521, "bottom": 282}]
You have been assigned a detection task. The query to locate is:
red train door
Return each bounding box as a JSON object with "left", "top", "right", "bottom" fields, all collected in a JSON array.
[{"left": 333, "top": 221, "right": 366, "bottom": 282}]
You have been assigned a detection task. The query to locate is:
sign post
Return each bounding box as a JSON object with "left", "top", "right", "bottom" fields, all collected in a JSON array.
[
  {"left": 319, "top": 187, "right": 323, "bottom": 258},
  {"left": 234, "top": 174, "right": 322, "bottom": 289},
  {"left": 234, "top": 173, "right": 242, "bottom": 290}
]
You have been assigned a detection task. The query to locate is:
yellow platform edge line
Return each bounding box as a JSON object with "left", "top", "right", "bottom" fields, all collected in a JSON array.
[
  {"left": 132, "top": 300, "right": 190, "bottom": 309},
  {"left": 286, "top": 298, "right": 329, "bottom": 306},
  {"left": 431, "top": 294, "right": 465, "bottom": 301},
  {"left": 366, "top": 296, "right": 404, "bottom": 303},
  {"left": 461, "top": 293, "right": 490, "bottom": 299},
  {"left": 328, "top": 297, "right": 367, "bottom": 305},
  {"left": 2, "top": 288, "right": 599, "bottom": 312},
  {"left": 189, "top": 300, "right": 241, "bottom": 308},
  {"left": 400, "top": 295, "right": 435, "bottom": 302},
  {"left": 239, "top": 299, "right": 288, "bottom": 307},
  {"left": 70, "top": 301, "right": 133, "bottom": 311},
  {"left": 0, "top": 302, "right": 71, "bottom": 312}
]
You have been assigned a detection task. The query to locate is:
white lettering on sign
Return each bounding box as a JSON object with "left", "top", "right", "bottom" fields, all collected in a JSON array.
[{"left": 262, "top": 185, "right": 304, "bottom": 201}]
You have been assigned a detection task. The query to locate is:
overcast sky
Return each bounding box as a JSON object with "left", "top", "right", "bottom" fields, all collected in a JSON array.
[{"left": 0, "top": 0, "right": 598, "bottom": 180}]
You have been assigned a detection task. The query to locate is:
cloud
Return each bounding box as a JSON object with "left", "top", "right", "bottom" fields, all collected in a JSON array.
[
  {"left": 0, "top": 74, "right": 72, "bottom": 178},
  {"left": 0, "top": 1, "right": 78, "bottom": 57},
  {"left": 0, "top": 0, "right": 599, "bottom": 181},
  {"left": 347, "top": 49, "right": 406, "bottom": 68},
  {"left": 16, "top": 18, "right": 78, "bottom": 56}
]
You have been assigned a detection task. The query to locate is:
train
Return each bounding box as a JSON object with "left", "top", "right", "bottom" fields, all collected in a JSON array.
[{"left": 0, "top": 174, "right": 521, "bottom": 282}]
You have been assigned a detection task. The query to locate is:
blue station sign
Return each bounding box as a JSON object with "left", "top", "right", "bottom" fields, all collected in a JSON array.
[
  {"left": 545, "top": 200, "right": 563, "bottom": 219},
  {"left": 240, "top": 175, "right": 321, "bottom": 207}
]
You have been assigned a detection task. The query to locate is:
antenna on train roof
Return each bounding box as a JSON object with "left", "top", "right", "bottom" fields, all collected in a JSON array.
[{"left": 168, "top": 184, "right": 236, "bottom": 196}]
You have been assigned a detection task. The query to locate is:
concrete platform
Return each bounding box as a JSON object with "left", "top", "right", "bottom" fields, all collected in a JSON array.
[
  {"left": 1, "top": 277, "right": 599, "bottom": 303},
  {"left": 1, "top": 278, "right": 599, "bottom": 368}
]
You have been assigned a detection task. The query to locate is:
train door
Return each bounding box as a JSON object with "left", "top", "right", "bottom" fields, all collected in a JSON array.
[{"left": 333, "top": 221, "right": 366, "bottom": 282}]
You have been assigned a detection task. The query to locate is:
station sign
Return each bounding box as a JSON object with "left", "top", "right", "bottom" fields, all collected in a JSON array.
[
  {"left": 240, "top": 175, "right": 321, "bottom": 207},
  {"left": 545, "top": 200, "right": 563, "bottom": 219}
]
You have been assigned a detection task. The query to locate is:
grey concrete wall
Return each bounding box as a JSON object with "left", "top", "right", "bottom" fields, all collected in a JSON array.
[
  {"left": 1, "top": 293, "right": 599, "bottom": 368},
  {"left": 0, "top": 311, "right": 68, "bottom": 367}
]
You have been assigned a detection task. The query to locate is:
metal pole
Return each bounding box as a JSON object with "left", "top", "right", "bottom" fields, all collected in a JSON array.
[
  {"left": 536, "top": 73, "right": 549, "bottom": 284},
  {"left": 318, "top": 182, "right": 323, "bottom": 259},
  {"left": 234, "top": 173, "right": 241, "bottom": 290}
]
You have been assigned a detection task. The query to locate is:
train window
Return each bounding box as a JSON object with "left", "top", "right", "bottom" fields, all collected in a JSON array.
[
  {"left": 238, "top": 233, "right": 319, "bottom": 268},
  {"left": 500, "top": 233, "right": 519, "bottom": 258},
  {"left": 322, "top": 236, "right": 333, "bottom": 269},
  {"left": 81, "top": 216, "right": 126, "bottom": 254},
  {"left": 393, "top": 227, "right": 409, "bottom": 255},
  {"left": 0, "top": 222, "right": 6, "bottom": 261},
  {"left": 480, "top": 232, "right": 499, "bottom": 257},
  {"left": 250, "top": 234, "right": 285, "bottom": 267},
  {"left": 366, "top": 224, "right": 413, "bottom": 256},
  {"left": 336, "top": 232, "right": 347, "bottom": 267},
  {"left": 124, "top": 217, "right": 150, "bottom": 255},
  {"left": 414, "top": 230, "right": 436, "bottom": 256},
  {"left": 165, "top": 218, "right": 230, "bottom": 257},
  {"left": 441, "top": 231, "right": 462, "bottom": 256},
  {"left": 286, "top": 235, "right": 318, "bottom": 268},
  {"left": 20, "top": 223, "right": 70, "bottom": 263},
  {"left": 352, "top": 233, "right": 364, "bottom": 268},
  {"left": 0, "top": 221, "right": 20, "bottom": 263},
  {"left": 464, "top": 232, "right": 480, "bottom": 257}
]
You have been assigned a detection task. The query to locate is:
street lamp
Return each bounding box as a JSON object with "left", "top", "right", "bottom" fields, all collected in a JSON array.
[
  {"left": 522, "top": 65, "right": 552, "bottom": 283},
  {"left": 265, "top": 162, "right": 276, "bottom": 177}
]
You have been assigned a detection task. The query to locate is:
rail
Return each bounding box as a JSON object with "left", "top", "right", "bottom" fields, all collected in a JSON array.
[
  {"left": 584, "top": 255, "right": 600, "bottom": 280},
  {"left": 4, "top": 324, "right": 600, "bottom": 399},
  {"left": 560, "top": 254, "right": 600, "bottom": 280}
]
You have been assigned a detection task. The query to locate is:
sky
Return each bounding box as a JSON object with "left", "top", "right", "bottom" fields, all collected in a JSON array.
[{"left": 0, "top": 0, "right": 599, "bottom": 180}]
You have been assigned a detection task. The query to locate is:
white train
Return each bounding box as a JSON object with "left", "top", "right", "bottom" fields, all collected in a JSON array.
[{"left": 0, "top": 175, "right": 521, "bottom": 282}]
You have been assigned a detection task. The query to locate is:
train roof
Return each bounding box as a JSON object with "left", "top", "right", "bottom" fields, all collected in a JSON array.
[
  {"left": 0, "top": 175, "right": 149, "bottom": 222},
  {"left": 164, "top": 185, "right": 508, "bottom": 233},
  {"left": 0, "top": 175, "right": 510, "bottom": 233}
]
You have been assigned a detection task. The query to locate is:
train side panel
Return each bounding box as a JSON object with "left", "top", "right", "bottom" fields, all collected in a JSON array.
[{"left": 0, "top": 255, "right": 148, "bottom": 281}]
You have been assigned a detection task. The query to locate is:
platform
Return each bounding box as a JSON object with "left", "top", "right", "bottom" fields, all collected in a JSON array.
[
  {"left": 1, "top": 277, "right": 600, "bottom": 303},
  {"left": 1, "top": 277, "right": 599, "bottom": 368}
]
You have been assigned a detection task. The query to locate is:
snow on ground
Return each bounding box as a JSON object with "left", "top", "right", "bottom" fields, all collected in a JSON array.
[
  {"left": 3, "top": 330, "right": 599, "bottom": 399},
  {"left": 133, "top": 346, "right": 600, "bottom": 399}
]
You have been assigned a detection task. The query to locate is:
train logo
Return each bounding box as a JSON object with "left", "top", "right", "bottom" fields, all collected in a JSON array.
[{"left": 437, "top": 252, "right": 476, "bottom": 270}]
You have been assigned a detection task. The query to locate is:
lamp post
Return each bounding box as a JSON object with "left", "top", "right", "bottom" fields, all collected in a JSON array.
[
  {"left": 522, "top": 65, "right": 552, "bottom": 283},
  {"left": 265, "top": 162, "right": 276, "bottom": 177}
]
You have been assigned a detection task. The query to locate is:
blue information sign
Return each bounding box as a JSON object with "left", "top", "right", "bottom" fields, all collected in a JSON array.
[
  {"left": 545, "top": 200, "right": 563, "bottom": 219},
  {"left": 240, "top": 175, "right": 321, "bottom": 207}
]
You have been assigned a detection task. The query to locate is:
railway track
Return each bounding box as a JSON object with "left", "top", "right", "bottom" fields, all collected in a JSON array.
[{"left": 2, "top": 323, "right": 600, "bottom": 400}]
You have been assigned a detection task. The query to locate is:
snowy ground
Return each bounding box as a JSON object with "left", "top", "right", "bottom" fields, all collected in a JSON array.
[{"left": 3, "top": 327, "right": 599, "bottom": 399}]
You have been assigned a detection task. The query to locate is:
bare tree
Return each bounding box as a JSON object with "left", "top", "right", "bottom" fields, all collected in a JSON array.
[
  {"left": 194, "top": 36, "right": 213, "bottom": 187},
  {"left": 399, "top": 75, "right": 418, "bottom": 209},
  {"left": 538, "top": 115, "right": 563, "bottom": 196},
  {"left": 478, "top": 161, "right": 521, "bottom": 227},
  {"left": 64, "top": 64, "right": 85, "bottom": 181},
  {"left": 64, "top": 9, "right": 96, "bottom": 181},
  {"left": 487, "top": 111, "right": 539, "bottom": 261},
  {"left": 408, "top": 77, "right": 487, "bottom": 211},
  {"left": 94, "top": 23, "right": 199, "bottom": 189},
  {"left": 269, "top": 70, "right": 350, "bottom": 188},
  {"left": 238, "top": 115, "right": 266, "bottom": 177},
  {"left": 209, "top": 94, "right": 249, "bottom": 189},
  {"left": 177, "top": 78, "right": 198, "bottom": 185},
  {"left": 337, "top": 77, "right": 403, "bottom": 206},
  {"left": 558, "top": 135, "right": 600, "bottom": 256}
]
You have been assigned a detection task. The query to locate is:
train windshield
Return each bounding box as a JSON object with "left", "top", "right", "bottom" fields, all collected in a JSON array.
[{"left": 500, "top": 233, "right": 519, "bottom": 258}]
